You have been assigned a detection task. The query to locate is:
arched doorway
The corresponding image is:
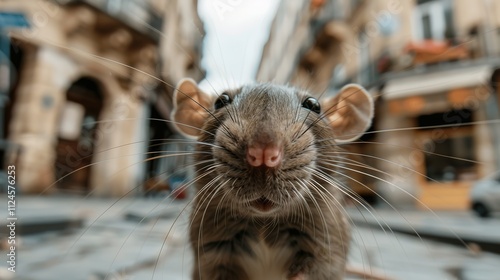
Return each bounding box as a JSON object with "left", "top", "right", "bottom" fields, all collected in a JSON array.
[{"left": 55, "top": 77, "right": 103, "bottom": 192}]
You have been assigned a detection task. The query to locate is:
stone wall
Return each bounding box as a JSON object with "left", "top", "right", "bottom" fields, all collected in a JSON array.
[
  {"left": 2, "top": 0, "right": 203, "bottom": 196},
  {"left": 8, "top": 46, "right": 79, "bottom": 193}
]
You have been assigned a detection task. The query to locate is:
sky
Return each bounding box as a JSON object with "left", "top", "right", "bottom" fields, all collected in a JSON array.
[{"left": 197, "top": 0, "right": 281, "bottom": 92}]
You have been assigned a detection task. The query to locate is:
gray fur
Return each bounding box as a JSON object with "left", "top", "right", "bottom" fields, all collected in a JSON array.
[{"left": 189, "top": 83, "right": 351, "bottom": 280}]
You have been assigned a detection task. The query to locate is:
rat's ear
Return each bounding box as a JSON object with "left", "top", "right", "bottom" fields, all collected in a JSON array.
[
  {"left": 171, "top": 78, "right": 213, "bottom": 138},
  {"left": 321, "top": 84, "right": 374, "bottom": 143}
]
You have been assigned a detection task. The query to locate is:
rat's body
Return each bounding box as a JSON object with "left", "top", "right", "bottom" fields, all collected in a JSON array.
[{"left": 172, "top": 81, "right": 373, "bottom": 280}]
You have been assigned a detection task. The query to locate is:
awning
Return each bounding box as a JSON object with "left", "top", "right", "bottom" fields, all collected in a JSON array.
[{"left": 382, "top": 65, "right": 494, "bottom": 100}]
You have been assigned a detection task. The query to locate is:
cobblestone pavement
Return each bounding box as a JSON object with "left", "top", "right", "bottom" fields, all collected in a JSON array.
[
  {"left": 0, "top": 196, "right": 499, "bottom": 280},
  {"left": 348, "top": 207, "right": 500, "bottom": 246}
]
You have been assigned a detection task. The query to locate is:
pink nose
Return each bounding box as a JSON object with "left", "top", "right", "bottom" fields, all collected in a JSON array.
[{"left": 246, "top": 145, "right": 283, "bottom": 167}]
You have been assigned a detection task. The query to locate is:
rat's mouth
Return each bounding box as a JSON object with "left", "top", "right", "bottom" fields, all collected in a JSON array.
[{"left": 251, "top": 196, "right": 275, "bottom": 212}]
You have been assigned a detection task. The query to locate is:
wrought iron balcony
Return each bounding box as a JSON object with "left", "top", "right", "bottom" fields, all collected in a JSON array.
[{"left": 55, "top": 0, "right": 163, "bottom": 41}]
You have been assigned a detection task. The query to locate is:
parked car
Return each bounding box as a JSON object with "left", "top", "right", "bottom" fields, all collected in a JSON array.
[{"left": 470, "top": 172, "right": 500, "bottom": 218}]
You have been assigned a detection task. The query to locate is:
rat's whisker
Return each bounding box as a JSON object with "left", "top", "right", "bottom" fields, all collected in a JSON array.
[
  {"left": 170, "top": 80, "right": 375, "bottom": 278},
  {"left": 316, "top": 160, "right": 472, "bottom": 252},
  {"left": 151, "top": 172, "right": 225, "bottom": 279},
  {"left": 308, "top": 172, "right": 396, "bottom": 275},
  {"left": 63, "top": 156, "right": 212, "bottom": 261},
  {"left": 42, "top": 151, "right": 204, "bottom": 195},
  {"left": 297, "top": 87, "right": 378, "bottom": 141},
  {"left": 300, "top": 180, "right": 334, "bottom": 261},
  {"left": 325, "top": 150, "right": 454, "bottom": 185},
  {"left": 356, "top": 140, "right": 484, "bottom": 164},
  {"left": 214, "top": 178, "right": 233, "bottom": 225},
  {"left": 31, "top": 37, "right": 242, "bottom": 142},
  {"left": 306, "top": 167, "right": 390, "bottom": 237},
  {"left": 308, "top": 178, "right": 364, "bottom": 274},
  {"left": 195, "top": 179, "right": 228, "bottom": 278},
  {"left": 341, "top": 119, "right": 500, "bottom": 138}
]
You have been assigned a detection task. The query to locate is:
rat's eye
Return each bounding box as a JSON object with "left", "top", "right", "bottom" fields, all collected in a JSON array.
[
  {"left": 214, "top": 93, "right": 232, "bottom": 110},
  {"left": 302, "top": 97, "right": 321, "bottom": 114}
]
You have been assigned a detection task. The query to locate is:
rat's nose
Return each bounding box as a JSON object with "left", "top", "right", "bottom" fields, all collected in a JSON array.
[{"left": 247, "top": 145, "right": 283, "bottom": 168}]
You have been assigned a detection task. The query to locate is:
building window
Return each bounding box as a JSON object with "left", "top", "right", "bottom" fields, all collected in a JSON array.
[
  {"left": 417, "top": 109, "right": 473, "bottom": 128},
  {"left": 417, "top": 109, "right": 477, "bottom": 182},
  {"left": 423, "top": 135, "right": 477, "bottom": 182},
  {"left": 421, "top": 14, "right": 432, "bottom": 39},
  {"left": 413, "top": 0, "right": 454, "bottom": 41}
]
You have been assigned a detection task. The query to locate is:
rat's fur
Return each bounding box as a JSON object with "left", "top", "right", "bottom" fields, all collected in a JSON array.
[{"left": 172, "top": 82, "right": 373, "bottom": 280}]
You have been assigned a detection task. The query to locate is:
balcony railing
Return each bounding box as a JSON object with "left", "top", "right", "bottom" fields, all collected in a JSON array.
[
  {"left": 394, "top": 29, "right": 500, "bottom": 70},
  {"left": 55, "top": 0, "right": 163, "bottom": 41}
]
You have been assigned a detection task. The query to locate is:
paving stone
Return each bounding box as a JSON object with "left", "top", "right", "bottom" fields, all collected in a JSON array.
[
  {"left": 2, "top": 196, "right": 500, "bottom": 279},
  {"left": 348, "top": 207, "right": 500, "bottom": 253}
]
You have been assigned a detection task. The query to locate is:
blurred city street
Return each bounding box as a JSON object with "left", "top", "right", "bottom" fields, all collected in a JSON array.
[
  {"left": 2, "top": 0, "right": 500, "bottom": 279},
  {"left": 1, "top": 195, "right": 500, "bottom": 280}
]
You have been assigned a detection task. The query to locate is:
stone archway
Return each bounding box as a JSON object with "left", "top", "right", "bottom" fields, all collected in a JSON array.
[{"left": 55, "top": 77, "right": 103, "bottom": 192}]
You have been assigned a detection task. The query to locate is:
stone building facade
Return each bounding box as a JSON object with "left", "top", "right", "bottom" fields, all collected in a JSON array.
[
  {"left": 1, "top": 0, "right": 204, "bottom": 196},
  {"left": 258, "top": 0, "right": 500, "bottom": 209}
]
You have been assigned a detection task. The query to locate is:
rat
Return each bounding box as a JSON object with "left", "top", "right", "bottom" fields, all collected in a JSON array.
[{"left": 170, "top": 79, "right": 374, "bottom": 280}]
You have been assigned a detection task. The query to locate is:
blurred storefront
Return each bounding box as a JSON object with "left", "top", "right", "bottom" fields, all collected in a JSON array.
[
  {"left": 257, "top": 0, "right": 500, "bottom": 210},
  {"left": 0, "top": 0, "right": 204, "bottom": 196}
]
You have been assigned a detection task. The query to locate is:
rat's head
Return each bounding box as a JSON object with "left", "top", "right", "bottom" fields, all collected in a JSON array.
[{"left": 171, "top": 79, "right": 373, "bottom": 217}]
